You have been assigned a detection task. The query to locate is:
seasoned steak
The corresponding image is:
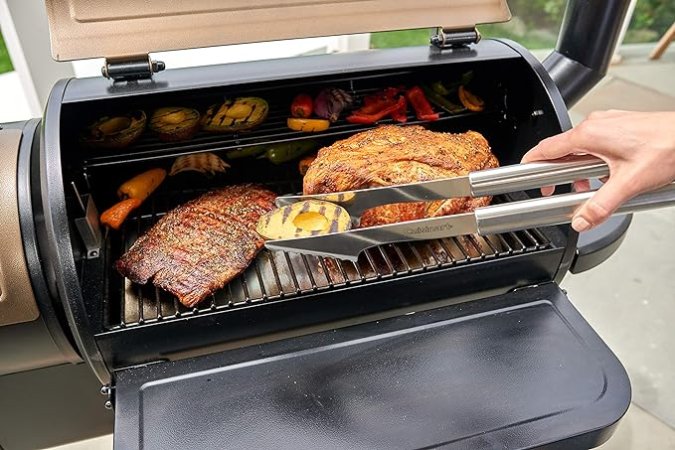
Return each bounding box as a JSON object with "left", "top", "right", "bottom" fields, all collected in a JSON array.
[
  {"left": 116, "top": 184, "right": 277, "bottom": 307},
  {"left": 303, "top": 125, "right": 499, "bottom": 226}
]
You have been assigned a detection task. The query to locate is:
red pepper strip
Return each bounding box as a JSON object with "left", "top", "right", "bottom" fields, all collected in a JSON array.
[
  {"left": 346, "top": 96, "right": 407, "bottom": 124},
  {"left": 390, "top": 96, "right": 408, "bottom": 123},
  {"left": 405, "top": 86, "right": 439, "bottom": 121},
  {"left": 358, "top": 96, "right": 395, "bottom": 115}
]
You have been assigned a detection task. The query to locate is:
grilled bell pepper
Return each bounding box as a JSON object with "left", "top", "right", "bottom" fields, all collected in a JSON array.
[
  {"left": 458, "top": 85, "right": 485, "bottom": 112},
  {"left": 421, "top": 85, "right": 466, "bottom": 115},
  {"left": 287, "top": 118, "right": 331, "bottom": 132},
  {"left": 117, "top": 168, "right": 166, "bottom": 201},
  {"left": 290, "top": 94, "right": 314, "bottom": 118},
  {"left": 100, "top": 198, "right": 142, "bottom": 230},
  {"left": 259, "top": 140, "right": 319, "bottom": 164},
  {"left": 406, "top": 86, "right": 439, "bottom": 121},
  {"left": 226, "top": 145, "right": 267, "bottom": 159},
  {"left": 346, "top": 96, "right": 407, "bottom": 124}
]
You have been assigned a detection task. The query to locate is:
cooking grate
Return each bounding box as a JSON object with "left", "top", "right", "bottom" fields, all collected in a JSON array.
[{"left": 107, "top": 191, "right": 551, "bottom": 330}]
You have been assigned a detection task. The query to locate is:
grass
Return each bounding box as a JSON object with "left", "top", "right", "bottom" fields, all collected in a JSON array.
[
  {"left": 0, "top": 31, "right": 14, "bottom": 74},
  {"left": 370, "top": 24, "right": 558, "bottom": 51}
]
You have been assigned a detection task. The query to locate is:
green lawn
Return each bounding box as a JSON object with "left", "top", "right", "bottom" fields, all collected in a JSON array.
[
  {"left": 0, "top": 32, "right": 14, "bottom": 74},
  {"left": 370, "top": 23, "right": 558, "bottom": 51}
]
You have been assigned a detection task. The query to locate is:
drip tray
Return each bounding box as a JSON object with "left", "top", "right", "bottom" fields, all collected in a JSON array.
[{"left": 113, "top": 283, "right": 630, "bottom": 450}]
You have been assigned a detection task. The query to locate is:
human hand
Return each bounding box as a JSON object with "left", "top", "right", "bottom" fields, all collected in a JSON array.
[{"left": 521, "top": 110, "right": 675, "bottom": 232}]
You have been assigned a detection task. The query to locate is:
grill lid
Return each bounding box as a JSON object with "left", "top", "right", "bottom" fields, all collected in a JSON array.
[{"left": 44, "top": 0, "right": 510, "bottom": 61}]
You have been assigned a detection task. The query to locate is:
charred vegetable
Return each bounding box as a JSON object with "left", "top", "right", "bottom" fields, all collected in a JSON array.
[
  {"left": 405, "top": 86, "right": 439, "bottom": 121},
  {"left": 170, "top": 153, "right": 230, "bottom": 176},
  {"left": 81, "top": 110, "right": 146, "bottom": 149},
  {"left": 100, "top": 198, "right": 142, "bottom": 230},
  {"left": 117, "top": 168, "right": 167, "bottom": 201},
  {"left": 201, "top": 97, "right": 269, "bottom": 132},
  {"left": 290, "top": 94, "right": 314, "bottom": 118},
  {"left": 287, "top": 118, "right": 330, "bottom": 132},
  {"left": 421, "top": 85, "right": 466, "bottom": 115},
  {"left": 225, "top": 145, "right": 268, "bottom": 159},
  {"left": 149, "top": 107, "right": 200, "bottom": 141},
  {"left": 298, "top": 154, "right": 317, "bottom": 175},
  {"left": 256, "top": 200, "right": 351, "bottom": 240},
  {"left": 259, "top": 140, "right": 319, "bottom": 164},
  {"left": 458, "top": 86, "right": 485, "bottom": 112},
  {"left": 314, "top": 88, "right": 353, "bottom": 122}
]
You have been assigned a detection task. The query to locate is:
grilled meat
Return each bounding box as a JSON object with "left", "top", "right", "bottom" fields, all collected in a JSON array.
[
  {"left": 303, "top": 125, "right": 499, "bottom": 226},
  {"left": 116, "top": 184, "right": 276, "bottom": 307}
]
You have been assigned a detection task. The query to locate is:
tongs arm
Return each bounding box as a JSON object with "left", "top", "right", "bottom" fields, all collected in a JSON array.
[
  {"left": 277, "top": 157, "right": 610, "bottom": 217},
  {"left": 469, "top": 157, "right": 609, "bottom": 197}
]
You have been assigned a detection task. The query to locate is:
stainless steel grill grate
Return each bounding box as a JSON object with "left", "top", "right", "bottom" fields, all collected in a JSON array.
[{"left": 108, "top": 192, "right": 551, "bottom": 330}]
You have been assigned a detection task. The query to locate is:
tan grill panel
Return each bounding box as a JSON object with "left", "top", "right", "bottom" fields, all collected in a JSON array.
[
  {"left": 0, "top": 129, "right": 39, "bottom": 326},
  {"left": 45, "top": 0, "right": 510, "bottom": 60}
]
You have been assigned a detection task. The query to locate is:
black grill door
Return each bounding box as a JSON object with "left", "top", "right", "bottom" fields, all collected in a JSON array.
[{"left": 113, "top": 283, "right": 629, "bottom": 449}]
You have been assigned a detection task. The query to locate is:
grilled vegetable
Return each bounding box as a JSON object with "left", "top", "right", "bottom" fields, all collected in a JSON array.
[
  {"left": 149, "top": 107, "right": 200, "bottom": 141},
  {"left": 458, "top": 85, "right": 485, "bottom": 112},
  {"left": 256, "top": 200, "right": 351, "bottom": 240},
  {"left": 201, "top": 97, "right": 269, "bottom": 132},
  {"left": 405, "top": 86, "right": 439, "bottom": 121},
  {"left": 259, "top": 140, "right": 319, "bottom": 164},
  {"left": 169, "top": 153, "right": 230, "bottom": 176},
  {"left": 430, "top": 80, "right": 451, "bottom": 96},
  {"left": 298, "top": 154, "right": 317, "bottom": 175},
  {"left": 225, "top": 145, "right": 268, "bottom": 159},
  {"left": 100, "top": 198, "right": 142, "bottom": 230},
  {"left": 346, "top": 96, "right": 406, "bottom": 124},
  {"left": 290, "top": 94, "right": 314, "bottom": 118},
  {"left": 421, "top": 85, "right": 466, "bottom": 114},
  {"left": 117, "top": 168, "right": 167, "bottom": 201},
  {"left": 81, "top": 110, "right": 146, "bottom": 149},
  {"left": 314, "top": 88, "right": 353, "bottom": 122},
  {"left": 287, "top": 118, "right": 330, "bottom": 132}
]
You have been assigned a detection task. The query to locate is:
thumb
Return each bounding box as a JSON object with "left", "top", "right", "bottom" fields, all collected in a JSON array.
[{"left": 570, "top": 177, "right": 635, "bottom": 232}]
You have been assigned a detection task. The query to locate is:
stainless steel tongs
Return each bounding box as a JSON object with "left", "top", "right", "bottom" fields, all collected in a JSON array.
[{"left": 267, "top": 157, "right": 675, "bottom": 261}]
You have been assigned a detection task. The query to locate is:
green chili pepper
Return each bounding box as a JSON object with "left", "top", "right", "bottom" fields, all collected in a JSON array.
[
  {"left": 421, "top": 85, "right": 466, "bottom": 115},
  {"left": 226, "top": 145, "right": 267, "bottom": 159},
  {"left": 431, "top": 80, "right": 450, "bottom": 97},
  {"left": 259, "top": 140, "right": 318, "bottom": 165}
]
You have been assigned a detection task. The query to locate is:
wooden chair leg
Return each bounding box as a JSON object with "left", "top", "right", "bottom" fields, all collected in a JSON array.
[{"left": 650, "top": 22, "right": 675, "bottom": 60}]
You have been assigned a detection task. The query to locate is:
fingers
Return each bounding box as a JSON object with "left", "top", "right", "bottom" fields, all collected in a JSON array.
[
  {"left": 570, "top": 177, "right": 636, "bottom": 232},
  {"left": 573, "top": 179, "right": 591, "bottom": 192},
  {"left": 522, "top": 131, "right": 577, "bottom": 163},
  {"left": 541, "top": 185, "right": 555, "bottom": 196}
]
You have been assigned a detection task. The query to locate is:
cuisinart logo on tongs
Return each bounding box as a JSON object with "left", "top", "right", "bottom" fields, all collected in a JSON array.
[{"left": 405, "top": 223, "right": 454, "bottom": 235}]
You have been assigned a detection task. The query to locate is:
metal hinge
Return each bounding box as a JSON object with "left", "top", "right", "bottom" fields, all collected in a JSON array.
[
  {"left": 430, "top": 27, "right": 481, "bottom": 50},
  {"left": 101, "top": 55, "right": 165, "bottom": 82}
]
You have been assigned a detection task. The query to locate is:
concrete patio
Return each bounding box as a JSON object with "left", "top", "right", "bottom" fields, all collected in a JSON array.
[{"left": 551, "top": 43, "right": 675, "bottom": 449}]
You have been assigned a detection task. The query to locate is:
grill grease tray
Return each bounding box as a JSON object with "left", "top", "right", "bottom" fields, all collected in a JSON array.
[{"left": 109, "top": 192, "right": 550, "bottom": 330}]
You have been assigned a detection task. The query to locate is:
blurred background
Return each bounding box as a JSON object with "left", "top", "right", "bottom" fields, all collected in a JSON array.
[{"left": 0, "top": 1, "right": 673, "bottom": 449}]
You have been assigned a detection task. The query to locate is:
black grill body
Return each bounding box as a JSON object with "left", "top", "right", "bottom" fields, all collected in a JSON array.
[{"left": 29, "top": 40, "right": 630, "bottom": 449}]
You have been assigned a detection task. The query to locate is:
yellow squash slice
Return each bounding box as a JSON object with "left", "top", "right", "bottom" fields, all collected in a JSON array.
[
  {"left": 149, "top": 107, "right": 200, "bottom": 141},
  {"left": 256, "top": 200, "right": 351, "bottom": 240},
  {"left": 201, "top": 97, "right": 269, "bottom": 133},
  {"left": 81, "top": 110, "right": 147, "bottom": 149}
]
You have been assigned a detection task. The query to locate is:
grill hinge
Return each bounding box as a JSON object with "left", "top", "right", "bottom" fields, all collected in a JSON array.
[
  {"left": 430, "top": 27, "right": 481, "bottom": 50},
  {"left": 101, "top": 55, "right": 165, "bottom": 82}
]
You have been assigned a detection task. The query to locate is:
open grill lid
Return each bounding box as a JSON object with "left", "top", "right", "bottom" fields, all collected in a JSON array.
[{"left": 44, "top": 0, "right": 510, "bottom": 61}]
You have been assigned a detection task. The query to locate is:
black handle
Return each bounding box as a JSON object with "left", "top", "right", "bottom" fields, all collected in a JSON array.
[{"left": 543, "top": 0, "right": 632, "bottom": 107}]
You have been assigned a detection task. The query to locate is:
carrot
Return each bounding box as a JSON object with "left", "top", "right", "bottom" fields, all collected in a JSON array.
[{"left": 100, "top": 198, "right": 142, "bottom": 230}]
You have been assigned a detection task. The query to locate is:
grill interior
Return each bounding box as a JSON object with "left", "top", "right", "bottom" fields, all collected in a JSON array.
[
  {"left": 61, "top": 56, "right": 569, "bottom": 349},
  {"left": 110, "top": 190, "right": 551, "bottom": 329}
]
